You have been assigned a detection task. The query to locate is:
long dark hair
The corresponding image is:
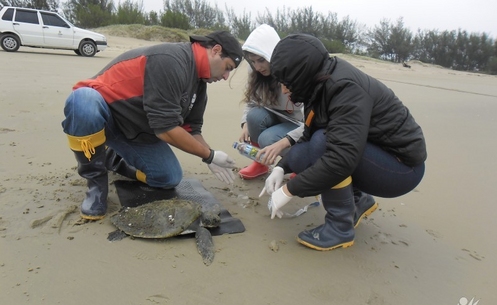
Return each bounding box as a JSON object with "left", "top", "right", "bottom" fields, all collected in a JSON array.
[{"left": 242, "top": 52, "right": 280, "bottom": 106}]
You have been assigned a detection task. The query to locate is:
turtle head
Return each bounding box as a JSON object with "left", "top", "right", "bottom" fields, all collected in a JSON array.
[{"left": 201, "top": 209, "right": 221, "bottom": 228}]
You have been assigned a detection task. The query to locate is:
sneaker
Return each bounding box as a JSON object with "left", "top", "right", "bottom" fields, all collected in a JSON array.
[{"left": 239, "top": 161, "right": 269, "bottom": 179}]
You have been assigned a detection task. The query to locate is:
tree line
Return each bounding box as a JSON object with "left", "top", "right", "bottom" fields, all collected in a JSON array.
[{"left": 2, "top": 0, "right": 496, "bottom": 74}]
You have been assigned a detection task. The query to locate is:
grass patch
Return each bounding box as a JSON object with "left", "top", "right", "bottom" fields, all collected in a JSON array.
[{"left": 94, "top": 24, "right": 213, "bottom": 42}]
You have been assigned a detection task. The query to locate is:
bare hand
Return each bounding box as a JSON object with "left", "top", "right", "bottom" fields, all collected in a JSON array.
[
  {"left": 239, "top": 123, "right": 250, "bottom": 143},
  {"left": 258, "top": 138, "right": 290, "bottom": 165}
]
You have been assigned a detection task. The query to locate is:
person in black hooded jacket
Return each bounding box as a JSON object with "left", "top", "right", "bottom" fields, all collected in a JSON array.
[{"left": 260, "top": 34, "right": 427, "bottom": 251}]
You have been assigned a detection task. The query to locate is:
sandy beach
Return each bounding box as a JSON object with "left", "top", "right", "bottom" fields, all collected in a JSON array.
[{"left": 1, "top": 35, "right": 496, "bottom": 304}]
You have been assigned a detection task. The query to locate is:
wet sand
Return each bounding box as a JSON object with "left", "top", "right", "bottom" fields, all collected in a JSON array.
[{"left": 0, "top": 35, "right": 496, "bottom": 304}]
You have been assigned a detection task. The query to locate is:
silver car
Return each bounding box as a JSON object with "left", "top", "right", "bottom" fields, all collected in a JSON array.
[{"left": 0, "top": 6, "right": 107, "bottom": 57}]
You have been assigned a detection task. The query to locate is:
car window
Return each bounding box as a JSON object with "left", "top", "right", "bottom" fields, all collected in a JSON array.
[
  {"left": 14, "top": 10, "right": 39, "bottom": 24},
  {"left": 1, "top": 8, "right": 14, "bottom": 21},
  {"left": 41, "top": 12, "right": 70, "bottom": 28}
]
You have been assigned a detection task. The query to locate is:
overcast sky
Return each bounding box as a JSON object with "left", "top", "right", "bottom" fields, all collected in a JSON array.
[{"left": 140, "top": 0, "right": 496, "bottom": 38}]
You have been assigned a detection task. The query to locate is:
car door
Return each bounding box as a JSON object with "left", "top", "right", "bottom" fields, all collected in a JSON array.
[
  {"left": 12, "top": 9, "right": 43, "bottom": 46},
  {"left": 40, "top": 12, "right": 74, "bottom": 48}
]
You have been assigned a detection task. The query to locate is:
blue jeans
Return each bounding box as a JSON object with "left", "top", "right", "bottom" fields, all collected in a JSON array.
[
  {"left": 61, "top": 87, "right": 182, "bottom": 188},
  {"left": 246, "top": 107, "right": 298, "bottom": 155},
  {"left": 284, "top": 129, "right": 425, "bottom": 198}
]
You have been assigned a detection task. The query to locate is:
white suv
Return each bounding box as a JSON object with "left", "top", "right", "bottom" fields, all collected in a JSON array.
[{"left": 0, "top": 6, "right": 107, "bottom": 57}]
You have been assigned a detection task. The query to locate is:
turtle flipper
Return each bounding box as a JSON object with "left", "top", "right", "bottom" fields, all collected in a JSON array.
[
  {"left": 107, "top": 229, "right": 129, "bottom": 242},
  {"left": 195, "top": 227, "right": 215, "bottom": 266}
]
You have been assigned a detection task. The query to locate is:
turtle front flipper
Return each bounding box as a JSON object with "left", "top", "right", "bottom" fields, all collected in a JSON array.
[
  {"left": 107, "top": 229, "right": 129, "bottom": 241},
  {"left": 195, "top": 227, "right": 215, "bottom": 266}
]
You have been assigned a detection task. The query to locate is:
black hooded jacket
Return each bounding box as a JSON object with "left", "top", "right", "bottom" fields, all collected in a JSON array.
[{"left": 271, "top": 34, "right": 427, "bottom": 197}]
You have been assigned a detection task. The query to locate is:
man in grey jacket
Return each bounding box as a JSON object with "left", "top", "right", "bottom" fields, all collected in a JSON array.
[{"left": 62, "top": 31, "right": 243, "bottom": 220}]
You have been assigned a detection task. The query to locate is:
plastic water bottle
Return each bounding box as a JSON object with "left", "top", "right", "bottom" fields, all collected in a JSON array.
[{"left": 233, "top": 142, "right": 264, "bottom": 161}]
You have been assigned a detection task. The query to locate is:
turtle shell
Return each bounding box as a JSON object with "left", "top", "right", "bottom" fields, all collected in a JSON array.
[{"left": 110, "top": 199, "right": 202, "bottom": 238}]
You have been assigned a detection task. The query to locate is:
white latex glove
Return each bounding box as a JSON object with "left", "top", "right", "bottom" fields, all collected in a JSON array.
[
  {"left": 211, "top": 150, "right": 236, "bottom": 168},
  {"left": 263, "top": 166, "right": 285, "bottom": 195},
  {"left": 268, "top": 186, "right": 293, "bottom": 219},
  {"left": 207, "top": 163, "right": 235, "bottom": 184}
]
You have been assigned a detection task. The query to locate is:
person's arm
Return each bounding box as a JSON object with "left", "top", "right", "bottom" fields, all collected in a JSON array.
[
  {"left": 257, "top": 137, "right": 292, "bottom": 165},
  {"left": 257, "top": 118, "right": 303, "bottom": 165},
  {"left": 157, "top": 125, "right": 234, "bottom": 164},
  {"left": 239, "top": 121, "right": 250, "bottom": 143},
  {"left": 286, "top": 120, "right": 305, "bottom": 142},
  {"left": 239, "top": 102, "right": 257, "bottom": 142},
  {"left": 156, "top": 126, "right": 211, "bottom": 159}
]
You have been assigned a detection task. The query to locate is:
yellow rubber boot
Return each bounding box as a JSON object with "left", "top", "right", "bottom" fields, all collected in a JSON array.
[{"left": 67, "top": 129, "right": 108, "bottom": 220}]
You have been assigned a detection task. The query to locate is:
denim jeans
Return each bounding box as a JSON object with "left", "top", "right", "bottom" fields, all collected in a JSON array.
[
  {"left": 284, "top": 129, "right": 425, "bottom": 198},
  {"left": 61, "top": 87, "right": 182, "bottom": 188},
  {"left": 246, "top": 107, "right": 299, "bottom": 155}
]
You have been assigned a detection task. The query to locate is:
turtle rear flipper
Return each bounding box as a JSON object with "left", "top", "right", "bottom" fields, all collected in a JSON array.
[{"left": 195, "top": 226, "right": 215, "bottom": 266}]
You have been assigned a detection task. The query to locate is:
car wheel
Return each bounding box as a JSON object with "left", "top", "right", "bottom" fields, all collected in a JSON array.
[
  {"left": 74, "top": 49, "right": 81, "bottom": 56},
  {"left": 79, "top": 40, "right": 97, "bottom": 57},
  {"left": 1, "top": 34, "right": 20, "bottom": 52}
]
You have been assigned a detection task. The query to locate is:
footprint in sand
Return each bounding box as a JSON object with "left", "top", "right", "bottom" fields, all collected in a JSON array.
[
  {"left": 29, "top": 205, "right": 78, "bottom": 233},
  {"left": 0, "top": 128, "right": 16, "bottom": 134}
]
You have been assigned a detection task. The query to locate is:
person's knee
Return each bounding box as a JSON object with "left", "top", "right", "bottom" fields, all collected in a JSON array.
[
  {"left": 246, "top": 109, "right": 257, "bottom": 124},
  {"left": 145, "top": 169, "right": 182, "bottom": 189},
  {"left": 246, "top": 107, "right": 271, "bottom": 128},
  {"left": 257, "top": 134, "right": 270, "bottom": 148},
  {"left": 258, "top": 132, "right": 280, "bottom": 148},
  {"left": 65, "top": 88, "right": 106, "bottom": 118},
  {"left": 247, "top": 107, "right": 266, "bottom": 119}
]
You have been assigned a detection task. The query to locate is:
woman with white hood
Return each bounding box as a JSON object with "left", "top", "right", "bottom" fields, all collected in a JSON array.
[{"left": 238, "top": 24, "right": 304, "bottom": 179}]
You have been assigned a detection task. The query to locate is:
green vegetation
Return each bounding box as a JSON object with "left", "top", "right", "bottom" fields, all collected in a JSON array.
[
  {"left": 95, "top": 24, "right": 191, "bottom": 42},
  {"left": 1, "top": 0, "right": 496, "bottom": 74}
]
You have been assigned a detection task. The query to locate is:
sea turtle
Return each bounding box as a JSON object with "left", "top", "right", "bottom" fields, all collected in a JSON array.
[{"left": 107, "top": 198, "right": 221, "bottom": 266}]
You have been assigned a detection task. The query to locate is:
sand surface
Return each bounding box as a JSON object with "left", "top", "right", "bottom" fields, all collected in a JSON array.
[{"left": 1, "top": 36, "right": 496, "bottom": 304}]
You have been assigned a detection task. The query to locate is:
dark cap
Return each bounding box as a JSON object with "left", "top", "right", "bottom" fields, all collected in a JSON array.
[{"left": 190, "top": 31, "right": 243, "bottom": 68}]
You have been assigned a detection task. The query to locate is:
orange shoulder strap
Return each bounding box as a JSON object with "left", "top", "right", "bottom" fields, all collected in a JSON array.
[{"left": 305, "top": 110, "right": 315, "bottom": 127}]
